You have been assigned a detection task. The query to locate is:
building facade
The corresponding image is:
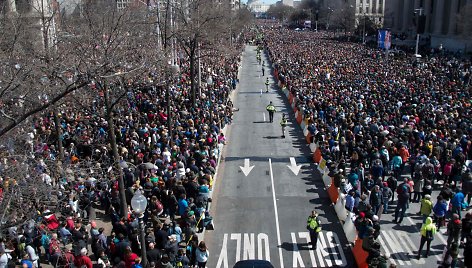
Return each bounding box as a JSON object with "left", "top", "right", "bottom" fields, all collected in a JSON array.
[
  {"left": 354, "top": 0, "right": 386, "bottom": 27},
  {"left": 387, "top": 0, "right": 472, "bottom": 52},
  {"left": 247, "top": 0, "right": 270, "bottom": 14},
  {"left": 1, "top": 0, "right": 57, "bottom": 50}
]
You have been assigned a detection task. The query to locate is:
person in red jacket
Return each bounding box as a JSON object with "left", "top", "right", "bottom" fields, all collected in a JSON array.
[
  {"left": 124, "top": 246, "right": 138, "bottom": 268},
  {"left": 74, "top": 248, "right": 93, "bottom": 268}
]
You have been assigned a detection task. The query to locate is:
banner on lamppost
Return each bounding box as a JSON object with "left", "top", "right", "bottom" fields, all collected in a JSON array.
[
  {"left": 304, "top": 20, "right": 312, "bottom": 29},
  {"left": 378, "top": 29, "right": 391, "bottom": 50}
]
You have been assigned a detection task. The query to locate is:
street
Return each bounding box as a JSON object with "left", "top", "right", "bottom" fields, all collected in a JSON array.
[
  {"left": 203, "top": 45, "right": 465, "bottom": 268},
  {"left": 204, "top": 45, "right": 353, "bottom": 268}
]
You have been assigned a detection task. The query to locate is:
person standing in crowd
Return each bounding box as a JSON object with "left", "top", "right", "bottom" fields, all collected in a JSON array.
[
  {"left": 419, "top": 194, "right": 433, "bottom": 223},
  {"left": 381, "top": 182, "right": 392, "bottom": 214},
  {"left": 447, "top": 214, "right": 462, "bottom": 249},
  {"left": 195, "top": 241, "right": 209, "bottom": 268},
  {"left": 306, "top": 210, "right": 322, "bottom": 250},
  {"left": 280, "top": 113, "right": 288, "bottom": 138},
  {"left": 451, "top": 187, "right": 465, "bottom": 219},
  {"left": 417, "top": 216, "right": 437, "bottom": 259},
  {"left": 433, "top": 195, "right": 448, "bottom": 230},
  {"left": 266, "top": 101, "right": 276, "bottom": 123},
  {"left": 394, "top": 179, "right": 410, "bottom": 224},
  {"left": 442, "top": 242, "right": 459, "bottom": 268},
  {"left": 369, "top": 185, "right": 383, "bottom": 216}
]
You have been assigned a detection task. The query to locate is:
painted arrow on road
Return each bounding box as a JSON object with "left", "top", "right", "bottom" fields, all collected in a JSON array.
[
  {"left": 287, "top": 157, "right": 302, "bottom": 176},
  {"left": 239, "top": 158, "right": 255, "bottom": 176}
]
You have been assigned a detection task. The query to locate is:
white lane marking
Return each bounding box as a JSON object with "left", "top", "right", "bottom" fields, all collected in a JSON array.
[
  {"left": 263, "top": 112, "right": 266, "bottom": 122},
  {"left": 328, "top": 231, "right": 347, "bottom": 266},
  {"left": 269, "top": 158, "right": 284, "bottom": 268},
  {"left": 378, "top": 232, "right": 395, "bottom": 265},
  {"left": 291, "top": 232, "right": 305, "bottom": 267},
  {"left": 400, "top": 232, "right": 426, "bottom": 264},
  {"left": 298, "top": 232, "right": 316, "bottom": 267},
  {"left": 231, "top": 233, "right": 242, "bottom": 263},
  {"left": 216, "top": 234, "right": 229, "bottom": 268},
  {"left": 257, "top": 233, "right": 271, "bottom": 261},
  {"left": 382, "top": 230, "right": 406, "bottom": 265},
  {"left": 436, "top": 230, "right": 454, "bottom": 260},
  {"left": 243, "top": 233, "right": 255, "bottom": 260}
]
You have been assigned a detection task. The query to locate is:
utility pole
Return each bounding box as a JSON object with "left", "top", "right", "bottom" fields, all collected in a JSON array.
[{"left": 415, "top": 8, "right": 424, "bottom": 57}]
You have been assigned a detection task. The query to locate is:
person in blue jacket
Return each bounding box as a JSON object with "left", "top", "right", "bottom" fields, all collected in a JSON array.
[
  {"left": 433, "top": 195, "right": 448, "bottom": 230},
  {"left": 451, "top": 187, "right": 465, "bottom": 219}
]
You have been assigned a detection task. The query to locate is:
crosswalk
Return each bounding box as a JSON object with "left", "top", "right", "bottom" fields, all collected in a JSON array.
[{"left": 377, "top": 229, "right": 455, "bottom": 266}]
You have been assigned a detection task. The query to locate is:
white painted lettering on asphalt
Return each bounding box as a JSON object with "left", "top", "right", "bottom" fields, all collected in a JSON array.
[
  {"left": 292, "top": 231, "right": 346, "bottom": 268},
  {"left": 298, "top": 232, "right": 316, "bottom": 266},
  {"left": 257, "top": 233, "right": 271, "bottom": 261},
  {"left": 231, "top": 233, "right": 242, "bottom": 263},
  {"left": 243, "top": 233, "right": 255, "bottom": 260},
  {"left": 291, "top": 232, "right": 305, "bottom": 267},
  {"left": 216, "top": 233, "right": 271, "bottom": 268},
  {"left": 216, "top": 233, "right": 229, "bottom": 268}
]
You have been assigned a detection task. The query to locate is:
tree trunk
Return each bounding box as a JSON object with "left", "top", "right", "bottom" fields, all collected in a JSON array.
[
  {"left": 166, "top": 85, "right": 172, "bottom": 142},
  {"left": 53, "top": 107, "right": 64, "bottom": 162},
  {"left": 190, "top": 48, "right": 196, "bottom": 107},
  {"left": 104, "top": 87, "right": 128, "bottom": 217}
]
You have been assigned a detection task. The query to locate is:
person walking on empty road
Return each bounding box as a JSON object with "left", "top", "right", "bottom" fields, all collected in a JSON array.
[
  {"left": 280, "top": 113, "right": 287, "bottom": 138},
  {"left": 266, "top": 101, "right": 276, "bottom": 123},
  {"left": 307, "top": 210, "right": 322, "bottom": 250}
]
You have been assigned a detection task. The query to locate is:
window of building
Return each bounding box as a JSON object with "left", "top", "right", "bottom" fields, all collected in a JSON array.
[{"left": 378, "top": 0, "right": 383, "bottom": 14}]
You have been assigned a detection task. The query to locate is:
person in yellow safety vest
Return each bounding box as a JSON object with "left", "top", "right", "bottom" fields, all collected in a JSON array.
[
  {"left": 266, "top": 101, "right": 276, "bottom": 123},
  {"left": 265, "top": 77, "right": 270, "bottom": 92},
  {"left": 417, "top": 216, "right": 437, "bottom": 259},
  {"left": 307, "top": 210, "right": 322, "bottom": 250},
  {"left": 280, "top": 113, "right": 287, "bottom": 138}
]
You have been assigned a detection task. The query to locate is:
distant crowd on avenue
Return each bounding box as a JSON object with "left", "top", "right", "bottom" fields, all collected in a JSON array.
[
  {"left": 263, "top": 26, "right": 471, "bottom": 268},
  {"left": 0, "top": 32, "right": 246, "bottom": 267}
]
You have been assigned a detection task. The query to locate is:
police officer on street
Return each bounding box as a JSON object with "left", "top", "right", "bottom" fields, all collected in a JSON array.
[
  {"left": 265, "top": 77, "right": 270, "bottom": 92},
  {"left": 280, "top": 113, "right": 287, "bottom": 138},
  {"left": 266, "top": 101, "right": 276, "bottom": 123},
  {"left": 307, "top": 210, "right": 322, "bottom": 250}
]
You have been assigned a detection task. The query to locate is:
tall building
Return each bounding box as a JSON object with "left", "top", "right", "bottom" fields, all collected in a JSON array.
[
  {"left": 248, "top": 0, "right": 270, "bottom": 14},
  {"left": 386, "top": 0, "right": 472, "bottom": 51},
  {"left": 353, "top": 0, "right": 386, "bottom": 27},
  {"left": 1, "top": 0, "right": 57, "bottom": 50}
]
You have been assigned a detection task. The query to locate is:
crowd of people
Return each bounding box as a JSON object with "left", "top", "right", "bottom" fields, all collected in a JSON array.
[
  {"left": 0, "top": 34, "right": 245, "bottom": 267},
  {"left": 263, "top": 26, "right": 471, "bottom": 267}
]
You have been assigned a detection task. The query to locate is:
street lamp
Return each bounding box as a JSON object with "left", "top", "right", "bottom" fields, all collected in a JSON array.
[
  {"left": 414, "top": 8, "right": 424, "bottom": 57},
  {"left": 326, "top": 8, "right": 333, "bottom": 30},
  {"left": 131, "top": 189, "right": 148, "bottom": 267}
]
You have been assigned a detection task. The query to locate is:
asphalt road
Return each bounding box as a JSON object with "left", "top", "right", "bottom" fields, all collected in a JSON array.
[
  {"left": 204, "top": 45, "right": 354, "bottom": 268},
  {"left": 203, "top": 44, "right": 467, "bottom": 268}
]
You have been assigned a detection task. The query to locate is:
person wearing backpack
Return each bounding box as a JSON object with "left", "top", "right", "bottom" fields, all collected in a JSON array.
[
  {"left": 433, "top": 195, "right": 448, "bottom": 230},
  {"left": 417, "top": 216, "right": 437, "bottom": 259},
  {"left": 394, "top": 179, "right": 410, "bottom": 224}
]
